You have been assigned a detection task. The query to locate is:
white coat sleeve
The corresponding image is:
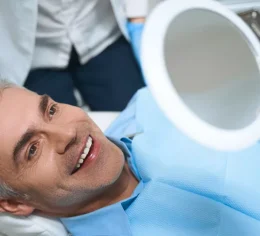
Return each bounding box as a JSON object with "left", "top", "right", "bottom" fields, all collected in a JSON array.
[
  {"left": 124, "top": 0, "right": 148, "bottom": 18},
  {"left": 0, "top": 1, "right": 37, "bottom": 85}
]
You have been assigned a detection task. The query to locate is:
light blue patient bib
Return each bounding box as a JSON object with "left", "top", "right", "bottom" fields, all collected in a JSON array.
[
  {"left": 119, "top": 88, "right": 260, "bottom": 235},
  {"left": 64, "top": 88, "right": 260, "bottom": 235}
]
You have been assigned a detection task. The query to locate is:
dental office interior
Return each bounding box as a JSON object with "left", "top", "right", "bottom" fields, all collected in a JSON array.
[{"left": 1, "top": 0, "right": 260, "bottom": 235}]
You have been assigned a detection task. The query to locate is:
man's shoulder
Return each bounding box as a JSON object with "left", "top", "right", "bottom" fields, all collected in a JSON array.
[
  {"left": 105, "top": 88, "right": 150, "bottom": 139},
  {"left": 105, "top": 87, "right": 169, "bottom": 139}
]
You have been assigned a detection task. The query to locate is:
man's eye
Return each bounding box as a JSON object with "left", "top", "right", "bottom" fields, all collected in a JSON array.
[
  {"left": 28, "top": 144, "right": 38, "bottom": 160},
  {"left": 49, "top": 104, "right": 58, "bottom": 119}
]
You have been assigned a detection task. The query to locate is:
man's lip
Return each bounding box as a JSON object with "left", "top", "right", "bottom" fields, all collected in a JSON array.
[
  {"left": 71, "top": 135, "right": 89, "bottom": 174},
  {"left": 71, "top": 136, "right": 101, "bottom": 175}
]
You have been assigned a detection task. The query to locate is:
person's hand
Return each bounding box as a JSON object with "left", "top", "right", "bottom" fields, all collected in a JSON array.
[{"left": 127, "top": 17, "right": 145, "bottom": 66}]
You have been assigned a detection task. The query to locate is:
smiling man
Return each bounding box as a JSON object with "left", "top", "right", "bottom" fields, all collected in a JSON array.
[
  {"left": 0, "top": 81, "right": 138, "bottom": 219},
  {"left": 0, "top": 81, "right": 260, "bottom": 236}
]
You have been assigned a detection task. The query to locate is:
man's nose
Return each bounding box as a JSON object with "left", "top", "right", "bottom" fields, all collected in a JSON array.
[{"left": 45, "top": 124, "right": 76, "bottom": 154}]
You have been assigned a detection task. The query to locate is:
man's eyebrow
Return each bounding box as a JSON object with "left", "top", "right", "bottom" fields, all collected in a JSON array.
[
  {"left": 39, "top": 94, "right": 50, "bottom": 117},
  {"left": 13, "top": 129, "right": 36, "bottom": 163},
  {"left": 12, "top": 95, "right": 49, "bottom": 163}
]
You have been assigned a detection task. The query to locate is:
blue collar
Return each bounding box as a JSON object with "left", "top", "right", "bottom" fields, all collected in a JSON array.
[{"left": 61, "top": 137, "right": 143, "bottom": 236}]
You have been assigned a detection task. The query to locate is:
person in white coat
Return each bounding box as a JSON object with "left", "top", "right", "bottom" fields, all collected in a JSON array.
[{"left": 0, "top": 0, "right": 152, "bottom": 111}]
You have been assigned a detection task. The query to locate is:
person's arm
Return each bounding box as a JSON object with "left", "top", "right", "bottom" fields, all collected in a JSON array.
[
  {"left": 126, "top": 20, "right": 145, "bottom": 66},
  {"left": 124, "top": 0, "right": 148, "bottom": 20},
  {"left": 124, "top": 0, "right": 147, "bottom": 65},
  {"left": 128, "top": 17, "right": 145, "bottom": 24}
]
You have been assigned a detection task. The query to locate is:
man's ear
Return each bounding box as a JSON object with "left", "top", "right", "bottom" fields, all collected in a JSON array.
[{"left": 0, "top": 199, "right": 35, "bottom": 216}]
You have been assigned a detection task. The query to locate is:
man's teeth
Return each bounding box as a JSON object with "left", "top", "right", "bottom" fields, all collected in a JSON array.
[{"left": 76, "top": 137, "right": 93, "bottom": 169}]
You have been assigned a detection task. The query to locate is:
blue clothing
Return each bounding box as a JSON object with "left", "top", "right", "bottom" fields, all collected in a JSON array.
[
  {"left": 62, "top": 88, "right": 260, "bottom": 235},
  {"left": 126, "top": 21, "right": 146, "bottom": 83},
  {"left": 126, "top": 22, "right": 144, "bottom": 67}
]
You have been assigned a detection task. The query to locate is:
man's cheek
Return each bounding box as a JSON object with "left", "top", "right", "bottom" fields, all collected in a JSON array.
[{"left": 28, "top": 164, "right": 60, "bottom": 192}]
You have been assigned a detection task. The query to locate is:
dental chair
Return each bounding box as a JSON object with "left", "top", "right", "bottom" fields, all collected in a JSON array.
[{"left": 1, "top": 0, "right": 260, "bottom": 235}]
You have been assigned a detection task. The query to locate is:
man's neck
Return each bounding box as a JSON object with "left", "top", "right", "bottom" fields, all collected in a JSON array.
[
  {"left": 74, "top": 163, "right": 139, "bottom": 216},
  {"left": 103, "top": 163, "right": 139, "bottom": 205}
]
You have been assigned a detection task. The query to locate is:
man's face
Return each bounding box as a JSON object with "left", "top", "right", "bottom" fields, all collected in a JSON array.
[{"left": 0, "top": 87, "right": 125, "bottom": 216}]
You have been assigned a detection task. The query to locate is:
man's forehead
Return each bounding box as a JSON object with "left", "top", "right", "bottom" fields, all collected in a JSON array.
[
  {"left": 1, "top": 87, "right": 37, "bottom": 103},
  {"left": 1, "top": 87, "right": 39, "bottom": 113},
  {"left": 0, "top": 88, "right": 39, "bottom": 152},
  {"left": 0, "top": 87, "right": 39, "bottom": 124}
]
